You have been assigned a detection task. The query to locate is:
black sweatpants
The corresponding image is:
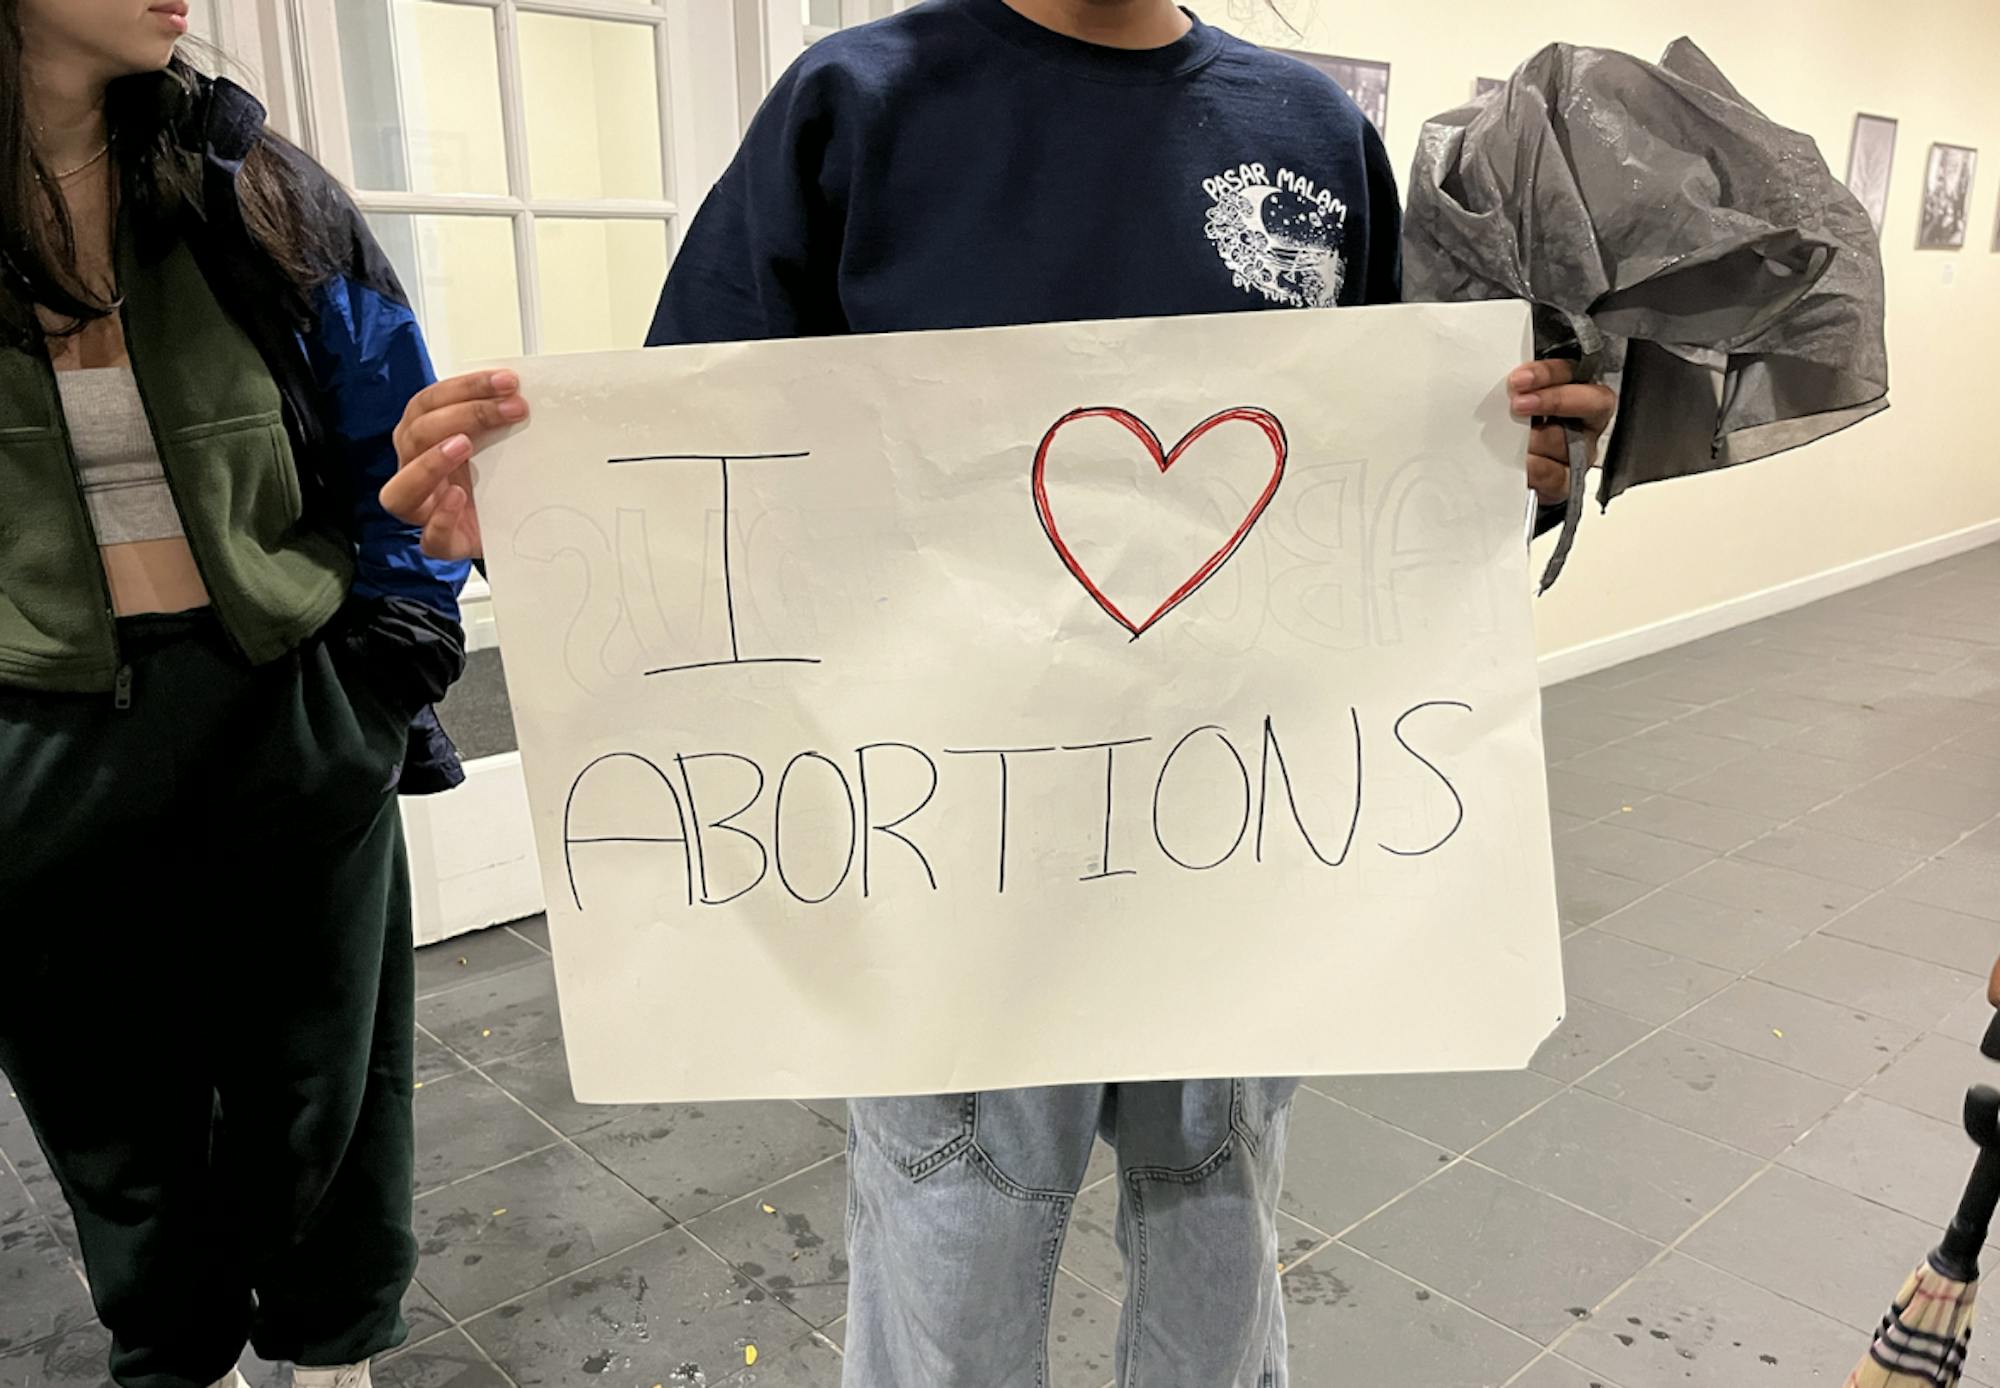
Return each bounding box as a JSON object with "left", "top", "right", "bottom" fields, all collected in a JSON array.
[{"left": 0, "top": 612, "right": 419, "bottom": 1388}]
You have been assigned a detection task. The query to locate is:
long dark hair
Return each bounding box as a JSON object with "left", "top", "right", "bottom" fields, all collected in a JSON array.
[{"left": 0, "top": 2, "right": 333, "bottom": 343}]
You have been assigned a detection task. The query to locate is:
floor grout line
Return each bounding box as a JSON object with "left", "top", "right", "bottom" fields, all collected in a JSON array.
[
  {"left": 1310, "top": 754, "right": 1996, "bottom": 1234},
  {"left": 1309, "top": 665, "right": 2000, "bottom": 1386},
  {"left": 406, "top": 1019, "right": 845, "bottom": 1366},
  {"left": 412, "top": 951, "right": 554, "bottom": 1010},
  {"left": 1491, "top": 799, "right": 2000, "bottom": 1380},
  {"left": 0, "top": 1137, "right": 91, "bottom": 1302},
  {"left": 504, "top": 922, "right": 551, "bottom": 956},
  {"left": 1279, "top": 1237, "right": 1546, "bottom": 1364}
]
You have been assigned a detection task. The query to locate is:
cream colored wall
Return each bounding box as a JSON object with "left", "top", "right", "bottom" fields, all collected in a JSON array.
[{"left": 1212, "top": 0, "right": 2000, "bottom": 661}]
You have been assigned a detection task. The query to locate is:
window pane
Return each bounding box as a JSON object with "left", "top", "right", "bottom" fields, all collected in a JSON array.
[
  {"left": 519, "top": 15, "right": 664, "bottom": 202},
  {"left": 340, "top": 0, "right": 508, "bottom": 195},
  {"left": 370, "top": 214, "right": 524, "bottom": 371},
  {"left": 806, "top": 0, "right": 840, "bottom": 26},
  {"left": 533, "top": 219, "right": 669, "bottom": 355}
]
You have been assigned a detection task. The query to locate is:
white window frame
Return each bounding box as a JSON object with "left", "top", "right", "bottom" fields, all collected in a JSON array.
[
  {"left": 283, "top": 0, "right": 719, "bottom": 358},
  {"left": 731, "top": 0, "right": 803, "bottom": 126},
  {"left": 804, "top": 0, "right": 881, "bottom": 45},
  {"left": 184, "top": 0, "right": 303, "bottom": 135},
  {"left": 741, "top": 0, "right": 919, "bottom": 87}
]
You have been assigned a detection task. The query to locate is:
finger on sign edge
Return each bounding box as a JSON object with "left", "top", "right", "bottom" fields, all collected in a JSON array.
[
  {"left": 1509, "top": 359, "right": 1576, "bottom": 391},
  {"left": 380, "top": 440, "right": 465, "bottom": 520},
  {"left": 1514, "top": 384, "right": 1615, "bottom": 428},
  {"left": 400, "top": 398, "right": 527, "bottom": 457},
  {"left": 402, "top": 484, "right": 447, "bottom": 528},
  {"left": 422, "top": 486, "right": 472, "bottom": 560},
  {"left": 400, "top": 370, "right": 521, "bottom": 428},
  {"left": 1527, "top": 420, "right": 1569, "bottom": 456},
  {"left": 1527, "top": 454, "right": 1569, "bottom": 489}
]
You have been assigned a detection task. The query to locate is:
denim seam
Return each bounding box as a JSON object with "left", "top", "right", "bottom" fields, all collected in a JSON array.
[
  {"left": 966, "top": 1142, "right": 1078, "bottom": 1203},
  {"left": 1120, "top": 1096, "right": 1244, "bottom": 1386},
  {"left": 964, "top": 1092, "right": 1092, "bottom": 1203},
  {"left": 1261, "top": 1276, "right": 1288, "bottom": 1388},
  {"left": 845, "top": 1124, "right": 861, "bottom": 1246},
  {"left": 889, "top": 1093, "right": 977, "bottom": 1182},
  {"left": 1032, "top": 1192, "right": 1074, "bottom": 1388},
  {"left": 903, "top": 1134, "right": 974, "bottom": 1181},
  {"left": 1230, "top": 1077, "right": 1266, "bottom": 1159},
  {"left": 1122, "top": 1141, "right": 1237, "bottom": 1188},
  {"left": 1122, "top": 1172, "right": 1148, "bottom": 1388}
]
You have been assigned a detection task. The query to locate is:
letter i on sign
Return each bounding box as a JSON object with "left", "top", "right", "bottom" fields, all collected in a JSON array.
[{"left": 605, "top": 449, "right": 822, "bottom": 678}]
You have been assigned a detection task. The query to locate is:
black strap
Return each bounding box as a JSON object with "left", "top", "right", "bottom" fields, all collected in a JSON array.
[{"left": 1537, "top": 422, "right": 1593, "bottom": 594}]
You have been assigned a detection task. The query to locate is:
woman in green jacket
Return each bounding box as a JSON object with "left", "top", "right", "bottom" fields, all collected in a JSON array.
[{"left": 0, "top": 2, "right": 477, "bottom": 1385}]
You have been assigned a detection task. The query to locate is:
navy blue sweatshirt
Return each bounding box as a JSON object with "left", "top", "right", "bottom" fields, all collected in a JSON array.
[{"left": 648, "top": 0, "right": 1401, "bottom": 345}]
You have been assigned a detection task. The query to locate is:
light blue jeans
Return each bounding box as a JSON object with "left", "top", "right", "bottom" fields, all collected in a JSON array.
[{"left": 844, "top": 1080, "right": 1297, "bottom": 1388}]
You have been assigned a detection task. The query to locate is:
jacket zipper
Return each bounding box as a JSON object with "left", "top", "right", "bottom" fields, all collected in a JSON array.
[
  {"left": 34, "top": 346, "right": 131, "bottom": 707},
  {"left": 117, "top": 283, "right": 246, "bottom": 674}
]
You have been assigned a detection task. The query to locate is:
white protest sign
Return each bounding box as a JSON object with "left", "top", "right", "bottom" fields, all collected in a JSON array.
[{"left": 475, "top": 303, "right": 1563, "bottom": 1102}]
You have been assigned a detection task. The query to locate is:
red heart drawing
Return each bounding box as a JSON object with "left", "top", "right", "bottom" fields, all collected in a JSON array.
[{"left": 1032, "top": 406, "right": 1288, "bottom": 638}]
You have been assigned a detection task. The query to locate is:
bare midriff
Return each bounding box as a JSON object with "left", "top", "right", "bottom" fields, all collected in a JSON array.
[
  {"left": 48, "top": 319, "right": 210, "bottom": 617},
  {"left": 97, "top": 540, "right": 210, "bottom": 615}
]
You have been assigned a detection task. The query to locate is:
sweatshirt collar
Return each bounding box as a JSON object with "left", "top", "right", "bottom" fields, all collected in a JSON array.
[{"left": 956, "top": 0, "right": 1225, "bottom": 83}]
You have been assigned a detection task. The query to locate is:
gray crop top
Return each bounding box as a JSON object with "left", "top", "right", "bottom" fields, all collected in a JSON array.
[{"left": 54, "top": 366, "right": 185, "bottom": 546}]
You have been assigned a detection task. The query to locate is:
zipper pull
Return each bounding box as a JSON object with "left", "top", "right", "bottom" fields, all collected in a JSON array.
[{"left": 113, "top": 664, "right": 133, "bottom": 710}]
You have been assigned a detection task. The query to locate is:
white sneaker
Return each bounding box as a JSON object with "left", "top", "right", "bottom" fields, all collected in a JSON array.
[{"left": 293, "top": 1366, "right": 372, "bottom": 1388}]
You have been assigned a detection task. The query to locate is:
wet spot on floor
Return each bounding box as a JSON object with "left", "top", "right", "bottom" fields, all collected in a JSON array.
[{"left": 1282, "top": 1264, "right": 1353, "bottom": 1307}]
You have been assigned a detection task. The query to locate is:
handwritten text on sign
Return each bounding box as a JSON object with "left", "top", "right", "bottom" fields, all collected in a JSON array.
[{"left": 475, "top": 304, "right": 1563, "bottom": 1102}]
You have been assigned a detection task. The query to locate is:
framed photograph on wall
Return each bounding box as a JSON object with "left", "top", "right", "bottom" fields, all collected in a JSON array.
[
  {"left": 1291, "top": 52, "right": 1390, "bottom": 135},
  {"left": 1918, "top": 142, "right": 1978, "bottom": 249},
  {"left": 1475, "top": 77, "right": 1505, "bottom": 98},
  {"left": 1844, "top": 113, "right": 1897, "bottom": 236}
]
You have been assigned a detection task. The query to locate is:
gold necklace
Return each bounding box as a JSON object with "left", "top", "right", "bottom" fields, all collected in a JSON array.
[{"left": 54, "top": 143, "right": 112, "bottom": 179}]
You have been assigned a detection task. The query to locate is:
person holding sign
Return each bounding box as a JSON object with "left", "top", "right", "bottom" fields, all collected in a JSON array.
[
  {"left": 385, "top": 1, "right": 1614, "bottom": 1383},
  {"left": 0, "top": 3, "right": 469, "bottom": 1386}
]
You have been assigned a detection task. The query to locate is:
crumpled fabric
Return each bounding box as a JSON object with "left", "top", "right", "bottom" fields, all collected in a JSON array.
[{"left": 1403, "top": 38, "right": 1890, "bottom": 590}]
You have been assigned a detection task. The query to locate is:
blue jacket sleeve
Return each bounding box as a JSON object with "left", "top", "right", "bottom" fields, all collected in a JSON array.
[{"left": 305, "top": 273, "right": 472, "bottom": 615}]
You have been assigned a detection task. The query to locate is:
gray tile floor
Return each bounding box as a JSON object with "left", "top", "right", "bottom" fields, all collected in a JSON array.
[{"left": 4, "top": 545, "right": 2000, "bottom": 1388}]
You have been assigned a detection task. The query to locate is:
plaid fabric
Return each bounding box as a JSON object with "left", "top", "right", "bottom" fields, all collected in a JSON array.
[{"left": 1848, "top": 1262, "right": 1977, "bottom": 1387}]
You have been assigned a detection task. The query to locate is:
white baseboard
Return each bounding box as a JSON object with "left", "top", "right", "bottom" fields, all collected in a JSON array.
[
  {"left": 400, "top": 751, "right": 546, "bottom": 946},
  {"left": 461, "top": 573, "right": 502, "bottom": 653},
  {"left": 1536, "top": 519, "right": 2000, "bottom": 687}
]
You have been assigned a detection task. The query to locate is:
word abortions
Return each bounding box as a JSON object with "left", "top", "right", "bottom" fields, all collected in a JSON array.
[{"left": 562, "top": 701, "right": 1472, "bottom": 911}]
